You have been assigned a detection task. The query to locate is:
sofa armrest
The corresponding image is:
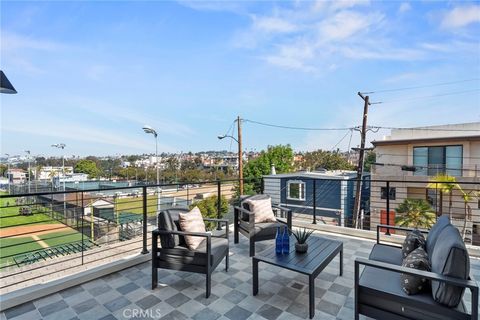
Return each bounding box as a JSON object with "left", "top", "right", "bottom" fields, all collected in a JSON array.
[
  {"left": 354, "top": 257, "right": 479, "bottom": 319},
  {"left": 203, "top": 218, "right": 229, "bottom": 238},
  {"left": 152, "top": 229, "right": 212, "bottom": 256},
  {"left": 376, "top": 224, "right": 429, "bottom": 245},
  {"left": 272, "top": 204, "right": 292, "bottom": 229},
  {"left": 233, "top": 206, "right": 255, "bottom": 231}
]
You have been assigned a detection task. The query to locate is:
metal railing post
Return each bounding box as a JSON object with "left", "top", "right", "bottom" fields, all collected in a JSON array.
[
  {"left": 81, "top": 192, "right": 84, "bottom": 265},
  {"left": 261, "top": 177, "right": 264, "bottom": 194},
  {"left": 141, "top": 186, "right": 149, "bottom": 254},
  {"left": 312, "top": 179, "right": 317, "bottom": 224},
  {"left": 217, "top": 180, "right": 222, "bottom": 230},
  {"left": 385, "top": 181, "right": 391, "bottom": 236}
]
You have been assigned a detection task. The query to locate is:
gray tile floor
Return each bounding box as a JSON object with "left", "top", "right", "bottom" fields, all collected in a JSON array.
[{"left": 2, "top": 231, "right": 479, "bottom": 320}]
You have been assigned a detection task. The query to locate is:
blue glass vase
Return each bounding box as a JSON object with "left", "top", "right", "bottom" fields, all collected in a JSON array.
[
  {"left": 282, "top": 227, "right": 290, "bottom": 254},
  {"left": 275, "top": 227, "right": 282, "bottom": 255}
]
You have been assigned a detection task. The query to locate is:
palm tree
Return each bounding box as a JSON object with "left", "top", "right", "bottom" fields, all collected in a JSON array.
[
  {"left": 395, "top": 198, "right": 436, "bottom": 229},
  {"left": 427, "top": 174, "right": 460, "bottom": 219}
]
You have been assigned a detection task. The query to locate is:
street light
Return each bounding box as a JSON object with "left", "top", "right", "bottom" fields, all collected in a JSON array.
[
  {"left": 218, "top": 116, "right": 243, "bottom": 194},
  {"left": 5, "top": 153, "right": 11, "bottom": 194},
  {"left": 0, "top": 71, "right": 17, "bottom": 94},
  {"left": 52, "top": 143, "right": 67, "bottom": 217},
  {"left": 143, "top": 125, "right": 160, "bottom": 212}
]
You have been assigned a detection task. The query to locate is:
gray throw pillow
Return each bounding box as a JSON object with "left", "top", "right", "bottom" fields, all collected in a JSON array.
[
  {"left": 430, "top": 225, "right": 469, "bottom": 307},
  {"left": 402, "top": 229, "right": 426, "bottom": 259},
  {"left": 401, "top": 247, "right": 431, "bottom": 295},
  {"left": 426, "top": 215, "right": 450, "bottom": 258}
]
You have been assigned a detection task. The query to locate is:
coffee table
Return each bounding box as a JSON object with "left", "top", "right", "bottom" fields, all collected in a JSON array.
[{"left": 252, "top": 235, "right": 343, "bottom": 319}]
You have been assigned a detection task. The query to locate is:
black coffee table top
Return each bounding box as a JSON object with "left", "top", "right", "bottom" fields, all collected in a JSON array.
[{"left": 253, "top": 235, "right": 343, "bottom": 276}]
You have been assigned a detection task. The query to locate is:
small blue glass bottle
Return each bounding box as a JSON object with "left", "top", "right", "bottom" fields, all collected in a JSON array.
[
  {"left": 275, "top": 227, "right": 282, "bottom": 255},
  {"left": 282, "top": 227, "right": 290, "bottom": 254}
]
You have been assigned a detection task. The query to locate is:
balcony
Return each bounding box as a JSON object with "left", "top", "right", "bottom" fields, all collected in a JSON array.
[{"left": 1, "top": 178, "right": 479, "bottom": 319}]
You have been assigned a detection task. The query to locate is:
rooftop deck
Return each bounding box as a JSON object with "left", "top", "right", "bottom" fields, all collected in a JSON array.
[{"left": 2, "top": 229, "right": 479, "bottom": 320}]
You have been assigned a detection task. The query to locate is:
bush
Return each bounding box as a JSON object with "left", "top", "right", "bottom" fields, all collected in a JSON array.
[{"left": 189, "top": 195, "right": 229, "bottom": 229}]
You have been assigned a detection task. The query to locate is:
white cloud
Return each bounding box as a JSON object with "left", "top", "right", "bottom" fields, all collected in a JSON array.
[
  {"left": 253, "top": 16, "right": 298, "bottom": 33},
  {"left": 318, "top": 11, "right": 383, "bottom": 41},
  {"left": 398, "top": 2, "right": 411, "bottom": 14},
  {"left": 1, "top": 32, "right": 66, "bottom": 52},
  {"left": 441, "top": 5, "right": 480, "bottom": 28}
]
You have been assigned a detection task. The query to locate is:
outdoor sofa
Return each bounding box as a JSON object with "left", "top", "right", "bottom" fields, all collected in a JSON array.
[
  {"left": 152, "top": 207, "right": 229, "bottom": 298},
  {"left": 233, "top": 194, "right": 292, "bottom": 256},
  {"left": 355, "top": 215, "right": 478, "bottom": 320}
]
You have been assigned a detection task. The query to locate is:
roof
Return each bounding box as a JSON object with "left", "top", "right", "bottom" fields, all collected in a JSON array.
[
  {"left": 264, "top": 170, "right": 359, "bottom": 180},
  {"left": 371, "top": 135, "right": 480, "bottom": 146}
]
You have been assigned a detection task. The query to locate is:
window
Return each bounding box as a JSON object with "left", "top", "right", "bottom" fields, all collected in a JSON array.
[
  {"left": 287, "top": 180, "right": 305, "bottom": 201},
  {"left": 380, "top": 187, "right": 396, "bottom": 200},
  {"left": 413, "top": 145, "right": 463, "bottom": 176}
]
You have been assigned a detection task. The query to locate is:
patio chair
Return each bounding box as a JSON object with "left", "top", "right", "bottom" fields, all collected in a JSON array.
[
  {"left": 234, "top": 195, "right": 292, "bottom": 256},
  {"left": 152, "top": 207, "right": 229, "bottom": 298}
]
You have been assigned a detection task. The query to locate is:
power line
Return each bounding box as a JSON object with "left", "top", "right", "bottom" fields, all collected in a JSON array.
[
  {"left": 372, "top": 88, "right": 480, "bottom": 104},
  {"left": 244, "top": 119, "right": 355, "bottom": 131},
  {"left": 331, "top": 129, "right": 352, "bottom": 152},
  {"left": 361, "top": 78, "right": 480, "bottom": 95}
]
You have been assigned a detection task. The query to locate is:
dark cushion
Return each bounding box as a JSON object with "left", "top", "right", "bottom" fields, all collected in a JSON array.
[
  {"left": 401, "top": 247, "right": 431, "bottom": 295},
  {"left": 426, "top": 215, "right": 450, "bottom": 259},
  {"left": 369, "top": 243, "right": 403, "bottom": 265},
  {"left": 402, "top": 229, "right": 426, "bottom": 259},
  {"left": 163, "top": 208, "right": 189, "bottom": 246},
  {"left": 359, "top": 266, "right": 466, "bottom": 320},
  {"left": 159, "top": 237, "right": 228, "bottom": 266},
  {"left": 158, "top": 211, "right": 178, "bottom": 248},
  {"left": 430, "top": 225, "right": 470, "bottom": 307}
]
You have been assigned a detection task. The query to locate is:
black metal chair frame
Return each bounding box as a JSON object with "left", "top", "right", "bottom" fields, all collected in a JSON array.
[
  {"left": 234, "top": 203, "right": 292, "bottom": 257},
  {"left": 152, "top": 217, "right": 229, "bottom": 298},
  {"left": 354, "top": 224, "right": 479, "bottom": 320}
]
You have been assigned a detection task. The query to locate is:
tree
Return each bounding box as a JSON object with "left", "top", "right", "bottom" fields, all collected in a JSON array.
[
  {"left": 243, "top": 145, "right": 294, "bottom": 194},
  {"left": 296, "top": 150, "right": 355, "bottom": 171},
  {"left": 75, "top": 159, "right": 101, "bottom": 178},
  {"left": 363, "top": 151, "right": 376, "bottom": 172},
  {"left": 189, "top": 195, "right": 228, "bottom": 229},
  {"left": 395, "top": 199, "right": 436, "bottom": 229},
  {"left": 0, "top": 164, "right": 7, "bottom": 177},
  {"left": 427, "top": 174, "right": 460, "bottom": 218}
]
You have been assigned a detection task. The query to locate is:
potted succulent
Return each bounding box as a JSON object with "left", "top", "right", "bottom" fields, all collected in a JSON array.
[{"left": 292, "top": 227, "right": 314, "bottom": 253}]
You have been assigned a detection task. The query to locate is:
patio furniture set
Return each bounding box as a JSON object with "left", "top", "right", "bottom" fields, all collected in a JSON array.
[{"left": 151, "top": 195, "right": 478, "bottom": 320}]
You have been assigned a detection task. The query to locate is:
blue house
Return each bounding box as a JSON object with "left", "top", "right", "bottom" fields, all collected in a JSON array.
[{"left": 263, "top": 170, "right": 370, "bottom": 226}]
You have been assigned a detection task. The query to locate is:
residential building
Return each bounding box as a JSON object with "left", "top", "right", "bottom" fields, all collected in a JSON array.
[
  {"left": 36, "top": 166, "right": 74, "bottom": 180},
  {"left": 5, "top": 169, "right": 27, "bottom": 184},
  {"left": 263, "top": 170, "right": 370, "bottom": 226},
  {"left": 370, "top": 122, "right": 480, "bottom": 243}
]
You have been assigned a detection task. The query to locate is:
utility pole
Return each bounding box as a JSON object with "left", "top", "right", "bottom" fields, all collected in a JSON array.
[
  {"left": 237, "top": 116, "right": 244, "bottom": 195},
  {"left": 353, "top": 92, "right": 370, "bottom": 229}
]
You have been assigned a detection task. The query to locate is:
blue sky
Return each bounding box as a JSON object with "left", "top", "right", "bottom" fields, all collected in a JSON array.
[{"left": 1, "top": 0, "right": 479, "bottom": 157}]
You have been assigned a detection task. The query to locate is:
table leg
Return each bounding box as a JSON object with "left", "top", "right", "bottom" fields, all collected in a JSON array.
[
  {"left": 339, "top": 248, "right": 343, "bottom": 276},
  {"left": 253, "top": 259, "right": 259, "bottom": 296},
  {"left": 309, "top": 275, "right": 315, "bottom": 319}
]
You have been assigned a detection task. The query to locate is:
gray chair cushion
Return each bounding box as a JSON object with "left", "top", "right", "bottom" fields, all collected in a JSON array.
[
  {"left": 430, "top": 224, "right": 469, "bottom": 307},
  {"left": 369, "top": 244, "right": 403, "bottom": 265},
  {"left": 359, "top": 266, "right": 466, "bottom": 320},
  {"left": 426, "top": 215, "right": 450, "bottom": 259},
  {"left": 159, "top": 237, "right": 228, "bottom": 266},
  {"left": 401, "top": 247, "right": 431, "bottom": 295},
  {"left": 402, "top": 229, "right": 426, "bottom": 259},
  {"left": 158, "top": 211, "right": 178, "bottom": 248}
]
